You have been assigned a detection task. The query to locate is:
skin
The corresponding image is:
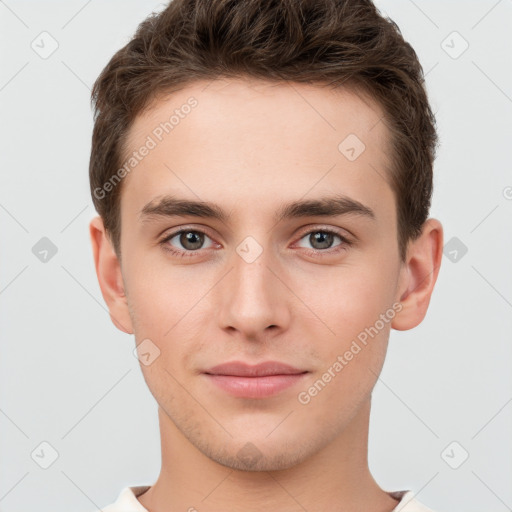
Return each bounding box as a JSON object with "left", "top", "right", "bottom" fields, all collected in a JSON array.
[{"left": 90, "top": 77, "right": 443, "bottom": 512}]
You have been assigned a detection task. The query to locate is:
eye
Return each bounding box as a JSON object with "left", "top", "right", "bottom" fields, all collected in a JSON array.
[
  {"left": 295, "top": 228, "right": 351, "bottom": 254},
  {"left": 158, "top": 226, "right": 352, "bottom": 259},
  {"left": 159, "top": 229, "right": 216, "bottom": 257}
]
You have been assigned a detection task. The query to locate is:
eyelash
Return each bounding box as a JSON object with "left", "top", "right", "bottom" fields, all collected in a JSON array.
[{"left": 158, "top": 227, "right": 352, "bottom": 259}]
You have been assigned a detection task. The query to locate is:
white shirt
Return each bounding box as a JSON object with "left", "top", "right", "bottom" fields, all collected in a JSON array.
[{"left": 94, "top": 485, "right": 438, "bottom": 511}]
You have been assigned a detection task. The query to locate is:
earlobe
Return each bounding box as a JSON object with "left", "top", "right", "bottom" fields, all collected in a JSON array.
[
  {"left": 391, "top": 218, "right": 443, "bottom": 331},
  {"left": 89, "top": 216, "right": 134, "bottom": 335}
]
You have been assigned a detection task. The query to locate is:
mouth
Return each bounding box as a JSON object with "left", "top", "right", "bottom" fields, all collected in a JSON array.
[{"left": 203, "top": 360, "right": 309, "bottom": 399}]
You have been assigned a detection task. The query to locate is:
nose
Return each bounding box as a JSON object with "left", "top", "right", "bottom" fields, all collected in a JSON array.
[{"left": 216, "top": 245, "right": 291, "bottom": 342}]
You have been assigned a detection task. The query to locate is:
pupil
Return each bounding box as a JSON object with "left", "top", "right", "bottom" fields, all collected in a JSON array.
[
  {"left": 182, "top": 231, "right": 203, "bottom": 250},
  {"left": 312, "top": 232, "right": 332, "bottom": 249}
]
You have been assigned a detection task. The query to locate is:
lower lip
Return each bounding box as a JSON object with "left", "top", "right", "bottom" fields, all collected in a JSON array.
[{"left": 204, "top": 373, "right": 308, "bottom": 398}]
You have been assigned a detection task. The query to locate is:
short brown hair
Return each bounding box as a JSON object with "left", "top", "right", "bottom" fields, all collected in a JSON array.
[{"left": 89, "top": 0, "right": 439, "bottom": 262}]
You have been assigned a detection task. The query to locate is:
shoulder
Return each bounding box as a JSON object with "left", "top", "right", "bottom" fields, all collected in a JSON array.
[
  {"left": 391, "top": 490, "right": 439, "bottom": 512},
  {"left": 88, "top": 486, "right": 151, "bottom": 512}
]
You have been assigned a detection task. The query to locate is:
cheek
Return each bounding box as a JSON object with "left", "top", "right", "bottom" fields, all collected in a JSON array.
[
  {"left": 299, "top": 262, "right": 397, "bottom": 385},
  {"left": 124, "top": 264, "right": 215, "bottom": 389},
  {"left": 125, "top": 260, "right": 210, "bottom": 336},
  {"left": 300, "top": 262, "right": 395, "bottom": 335},
  {"left": 296, "top": 274, "right": 393, "bottom": 416}
]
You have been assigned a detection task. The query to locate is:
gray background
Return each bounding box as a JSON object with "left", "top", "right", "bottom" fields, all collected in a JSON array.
[{"left": 1, "top": 1, "right": 511, "bottom": 511}]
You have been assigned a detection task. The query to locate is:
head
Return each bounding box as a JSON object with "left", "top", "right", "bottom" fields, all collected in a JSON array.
[{"left": 89, "top": 0, "right": 442, "bottom": 471}]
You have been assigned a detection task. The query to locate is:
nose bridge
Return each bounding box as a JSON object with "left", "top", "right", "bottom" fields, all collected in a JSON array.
[{"left": 216, "top": 236, "right": 289, "bottom": 338}]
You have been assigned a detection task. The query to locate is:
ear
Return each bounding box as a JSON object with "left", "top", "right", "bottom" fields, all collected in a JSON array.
[
  {"left": 89, "top": 216, "right": 133, "bottom": 334},
  {"left": 391, "top": 218, "right": 443, "bottom": 331}
]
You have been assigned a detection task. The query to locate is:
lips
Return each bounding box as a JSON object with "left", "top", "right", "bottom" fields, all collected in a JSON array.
[
  {"left": 204, "top": 360, "right": 307, "bottom": 377},
  {"left": 203, "top": 361, "right": 309, "bottom": 398}
]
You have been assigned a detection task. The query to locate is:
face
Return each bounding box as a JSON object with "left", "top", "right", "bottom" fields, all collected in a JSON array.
[{"left": 115, "top": 78, "right": 406, "bottom": 470}]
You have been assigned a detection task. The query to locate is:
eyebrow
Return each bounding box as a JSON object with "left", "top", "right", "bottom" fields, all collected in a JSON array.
[{"left": 139, "top": 194, "right": 376, "bottom": 225}]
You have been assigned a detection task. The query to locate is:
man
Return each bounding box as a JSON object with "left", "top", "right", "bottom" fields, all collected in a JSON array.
[{"left": 88, "top": 0, "right": 443, "bottom": 510}]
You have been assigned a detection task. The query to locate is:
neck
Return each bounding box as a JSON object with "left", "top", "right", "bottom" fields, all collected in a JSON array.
[{"left": 137, "top": 399, "right": 399, "bottom": 512}]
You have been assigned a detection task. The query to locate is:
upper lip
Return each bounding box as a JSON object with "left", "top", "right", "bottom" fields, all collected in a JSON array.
[{"left": 204, "top": 361, "right": 307, "bottom": 377}]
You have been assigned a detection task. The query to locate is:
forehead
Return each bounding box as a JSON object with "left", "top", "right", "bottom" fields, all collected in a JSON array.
[
  {"left": 120, "top": 77, "right": 395, "bottom": 227},
  {"left": 125, "top": 77, "right": 389, "bottom": 157}
]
